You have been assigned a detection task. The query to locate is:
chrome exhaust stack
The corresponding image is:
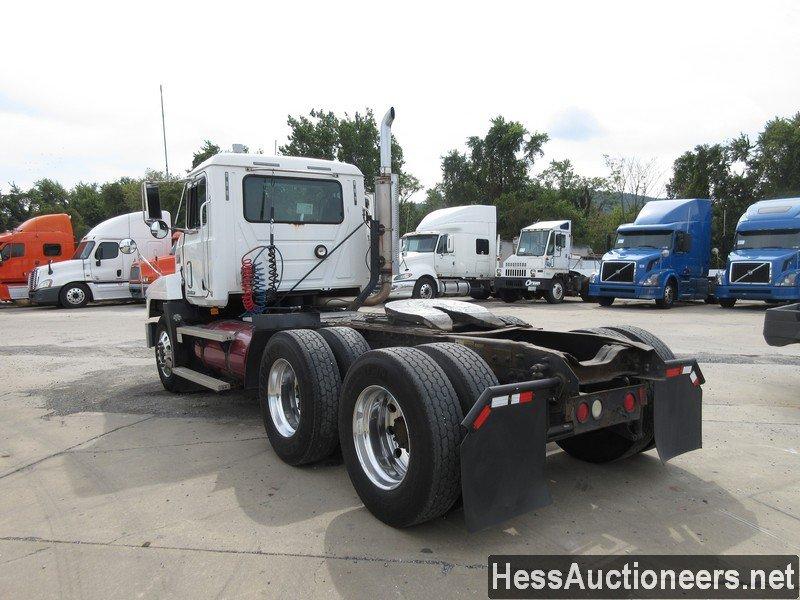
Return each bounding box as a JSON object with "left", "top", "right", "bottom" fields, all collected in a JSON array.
[{"left": 363, "top": 107, "right": 397, "bottom": 306}]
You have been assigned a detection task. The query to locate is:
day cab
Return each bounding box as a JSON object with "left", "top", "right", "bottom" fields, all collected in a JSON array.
[
  {"left": 589, "top": 198, "right": 713, "bottom": 308},
  {"left": 715, "top": 198, "right": 800, "bottom": 308},
  {"left": 0, "top": 213, "right": 74, "bottom": 302},
  {"left": 29, "top": 211, "right": 171, "bottom": 308}
]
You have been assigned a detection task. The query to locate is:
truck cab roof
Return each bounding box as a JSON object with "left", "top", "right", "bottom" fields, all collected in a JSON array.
[
  {"left": 411, "top": 205, "right": 496, "bottom": 235},
  {"left": 618, "top": 198, "right": 711, "bottom": 232},
  {"left": 522, "top": 220, "right": 571, "bottom": 231},
  {"left": 736, "top": 197, "right": 800, "bottom": 232},
  {"left": 188, "top": 153, "right": 364, "bottom": 179}
]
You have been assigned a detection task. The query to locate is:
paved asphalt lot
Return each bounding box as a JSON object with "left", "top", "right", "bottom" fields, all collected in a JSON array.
[{"left": 0, "top": 298, "right": 798, "bottom": 598}]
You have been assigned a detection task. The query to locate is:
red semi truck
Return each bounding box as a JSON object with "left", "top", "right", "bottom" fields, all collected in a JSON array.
[{"left": 0, "top": 213, "right": 75, "bottom": 303}]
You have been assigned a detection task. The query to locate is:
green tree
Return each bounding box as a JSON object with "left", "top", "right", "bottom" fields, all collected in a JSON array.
[{"left": 192, "top": 140, "right": 221, "bottom": 168}]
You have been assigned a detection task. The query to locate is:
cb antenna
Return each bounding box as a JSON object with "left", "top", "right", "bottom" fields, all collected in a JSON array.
[{"left": 160, "top": 84, "right": 169, "bottom": 177}]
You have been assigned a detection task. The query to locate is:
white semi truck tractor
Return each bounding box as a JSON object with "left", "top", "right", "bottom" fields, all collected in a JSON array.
[{"left": 129, "top": 108, "right": 705, "bottom": 531}]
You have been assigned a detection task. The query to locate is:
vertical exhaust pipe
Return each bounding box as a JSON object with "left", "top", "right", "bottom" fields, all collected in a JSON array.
[{"left": 362, "top": 107, "right": 397, "bottom": 306}]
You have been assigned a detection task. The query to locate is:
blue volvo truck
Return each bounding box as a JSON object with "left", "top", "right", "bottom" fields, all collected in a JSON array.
[
  {"left": 589, "top": 198, "right": 713, "bottom": 308},
  {"left": 715, "top": 197, "right": 800, "bottom": 308}
]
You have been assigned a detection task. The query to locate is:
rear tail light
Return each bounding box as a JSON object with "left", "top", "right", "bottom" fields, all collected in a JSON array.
[
  {"left": 576, "top": 402, "right": 590, "bottom": 423},
  {"left": 623, "top": 392, "right": 637, "bottom": 413}
]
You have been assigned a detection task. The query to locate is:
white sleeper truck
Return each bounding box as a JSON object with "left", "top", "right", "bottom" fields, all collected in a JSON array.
[
  {"left": 392, "top": 205, "right": 496, "bottom": 300},
  {"left": 495, "top": 219, "right": 599, "bottom": 304},
  {"left": 130, "top": 108, "right": 705, "bottom": 531},
  {"left": 29, "top": 211, "right": 171, "bottom": 308}
]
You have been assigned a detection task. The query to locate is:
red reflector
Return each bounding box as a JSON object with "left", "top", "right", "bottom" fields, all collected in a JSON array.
[
  {"left": 519, "top": 390, "right": 534, "bottom": 404},
  {"left": 624, "top": 392, "right": 636, "bottom": 412},
  {"left": 473, "top": 405, "right": 491, "bottom": 430},
  {"left": 665, "top": 366, "right": 683, "bottom": 378},
  {"left": 576, "top": 402, "right": 590, "bottom": 423}
]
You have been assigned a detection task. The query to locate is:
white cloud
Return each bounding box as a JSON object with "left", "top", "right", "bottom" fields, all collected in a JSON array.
[{"left": 0, "top": 0, "right": 798, "bottom": 200}]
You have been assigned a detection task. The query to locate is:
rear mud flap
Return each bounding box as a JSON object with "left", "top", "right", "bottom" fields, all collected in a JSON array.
[
  {"left": 459, "top": 379, "right": 559, "bottom": 532},
  {"left": 654, "top": 360, "right": 704, "bottom": 463}
]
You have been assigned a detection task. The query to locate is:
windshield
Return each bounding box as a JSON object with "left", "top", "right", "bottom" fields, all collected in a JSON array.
[
  {"left": 72, "top": 240, "right": 95, "bottom": 260},
  {"left": 401, "top": 234, "right": 439, "bottom": 253},
  {"left": 735, "top": 229, "right": 800, "bottom": 250},
  {"left": 517, "top": 230, "right": 550, "bottom": 256},
  {"left": 615, "top": 230, "right": 673, "bottom": 249}
]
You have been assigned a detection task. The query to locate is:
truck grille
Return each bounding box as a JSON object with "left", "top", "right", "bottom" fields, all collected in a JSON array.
[
  {"left": 130, "top": 264, "right": 141, "bottom": 282},
  {"left": 730, "top": 261, "right": 771, "bottom": 284},
  {"left": 600, "top": 261, "right": 635, "bottom": 283},
  {"left": 28, "top": 269, "right": 38, "bottom": 292},
  {"left": 503, "top": 261, "right": 527, "bottom": 278}
]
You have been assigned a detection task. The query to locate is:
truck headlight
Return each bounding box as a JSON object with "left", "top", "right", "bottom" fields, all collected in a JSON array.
[
  {"left": 589, "top": 272, "right": 597, "bottom": 283},
  {"left": 394, "top": 272, "right": 414, "bottom": 281},
  {"left": 642, "top": 273, "right": 660, "bottom": 286},
  {"left": 778, "top": 272, "right": 798, "bottom": 286},
  {"left": 38, "top": 279, "right": 53, "bottom": 289}
]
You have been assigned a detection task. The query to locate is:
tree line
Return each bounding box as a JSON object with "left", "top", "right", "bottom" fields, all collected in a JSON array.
[{"left": 2, "top": 109, "right": 799, "bottom": 256}]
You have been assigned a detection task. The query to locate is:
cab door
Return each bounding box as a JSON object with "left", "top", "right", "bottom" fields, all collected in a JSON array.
[
  {"left": 181, "top": 175, "right": 210, "bottom": 299},
  {"left": 90, "top": 241, "right": 128, "bottom": 299},
  {"left": 553, "top": 231, "right": 569, "bottom": 271},
  {"left": 434, "top": 234, "right": 456, "bottom": 277}
]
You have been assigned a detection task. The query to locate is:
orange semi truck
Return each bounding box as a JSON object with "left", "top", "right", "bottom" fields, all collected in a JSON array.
[
  {"left": 129, "top": 234, "right": 180, "bottom": 300},
  {"left": 0, "top": 214, "right": 75, "bottom": 302}
]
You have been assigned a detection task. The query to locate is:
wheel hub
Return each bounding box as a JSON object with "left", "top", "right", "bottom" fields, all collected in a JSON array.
[
  {"left": 66, "top": 287, "right": 85, "bottom": 305},
  {"left": 156, "top": 330, "right": 174, "bottom": 377},
  {"left": 419, "top": 283, "right": 433, "bottom": 299},
  {"left": 267, "top": 358, "right": 301, "bottom": 437},
  {"left": 352, "top": 385, "right": 410, "bottom": 490}
]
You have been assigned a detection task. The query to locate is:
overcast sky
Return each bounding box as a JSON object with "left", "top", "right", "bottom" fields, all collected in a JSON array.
[{"left": 1, "top": 0, "right": 798, "bottom": 201}]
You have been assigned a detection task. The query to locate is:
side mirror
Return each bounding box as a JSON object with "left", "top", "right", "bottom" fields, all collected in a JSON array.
[
  {"left": 142, "top": 182, "right": 163, "bottom": 222},
  {"left": 150, "top": 220, "right": 169, "bottom": 240},
  {"left": 119, "top": 238, "right": 138, "bottom": 255},
  {"left": 661, "top": 248, "right": 670, "bottom": 259}
]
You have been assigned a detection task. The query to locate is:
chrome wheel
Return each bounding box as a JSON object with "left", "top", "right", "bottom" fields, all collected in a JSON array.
[
  {"left": 156, "top": 330, "right": 174, "bottom": 377},
  {"left": 267, "top": 358, "right": 301, "bottom": 437},
  {"left": 418, "top": 282, "right": 434, "bottom": 299},
  {"left": 552, "top": 282, "right": 564, "bottom": 300},
  {"left": 65, "top": 286, "right": 86, "bottom": 306},
  {"left": 664, "top": 284, "right": 674, "bottom": 305},
  {"left": 352, "top": 385, "right": 410, "bottom": 490}
]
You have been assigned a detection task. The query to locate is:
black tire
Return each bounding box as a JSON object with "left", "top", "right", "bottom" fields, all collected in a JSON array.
[
  {"left": 544, "top": 278, "right": 565, "bottom": 304},
  {"left": 59, "top": 282, "right": 91, "bottom": 308},
  {"left": 339, "top": 347, "right": 463, "bottom": 527},
  {"left": 656, "top": 279, "right": 677, "bottom": 308},
  {"left": 412, "top": 276, "right": 438, "bottom": 299},
  {"left": 499, "top": 314, "right": 530, "bottom": 327},
  {"left": 469, "top": 286, "right": 491, "bottom": 301},
  {"left": 259, "top": 329, "right": 341, "bottom": 465},
  {"left": 154, "top": 318, "right": 194, "bottom": 393},
  {"left": 598, "top": 296, "right": 614, "bottom": 307},
  {"left": 417, "top": 343, "right": 498, "bottom": 414},
  {"left": 719, "top": 299, "right": 736, "bottom": 308},
  {"left": 318, "top": 327, "right": 370, "bottom": 380},
  {"left": 558, "top": 325, "right": 673, "bottom": 461}
]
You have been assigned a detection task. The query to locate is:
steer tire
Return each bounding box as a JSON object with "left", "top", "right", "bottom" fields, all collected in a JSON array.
[
  {"left": 597, "top": 296, "right": 614, "bottom": 307},
  {"left": 259, "top": 329, "right": 341, "bottom": 466},
  {"left": 656, "top": 280, "right": 677, "bottom": 309},
  {"left": 412, "top": 276, "right": 438, "bottom": 299},
  {"left": 59, "top": 282, "right": 91, "bottom": 308},
  {"left": 558, "top": 325, "right": 672, "bottom": 462},
  {"left": 417, "top": 343, "right": 499, "bottom": 415},
  {"left": 339, "top": 347, "right": 463, "bottom": 527},
  {"left": 544, "top": 278, "right": 566, "bottom": 304},
  {"left": 318, "top": 327, "right": 370, "bottom": 380},
  {"left": 154, "top": 318, "right": 195, "bottom": 393},
  {"left": 719, "top": 299, "right": 736, "bottom": 308}
]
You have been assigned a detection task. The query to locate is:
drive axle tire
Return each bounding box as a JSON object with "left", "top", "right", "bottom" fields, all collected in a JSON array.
[
  {"left": 559, "top": 325, "right": 673, "bottom": 462},
  {"left": 417, "top": 342, "right": 498, "bottom": 414},
  {"left": 339, "top": 347, "right": 463, "bottom": 527},
  {"left": 719, "top": 299, "right": 736, "bottom": 308},
  {"left": 412, "top": 276, "right": 438, "bottom": 299},
  {"left": 59, "top": 282, "right": 90, "bottom": 308},
  {"left": 318, "top": 327, "right": 370, "bottom": 380},
  {"left": 259, "top": 329, "right": 341, "bottom": 465},
  {"left": 469, "top": 287, "right": 491, "bottom": 301},
  {"left": 597, "top": 296, "right": 614, "bottom": 307},
  {"left": 498, "top": 290, "right": 520, "bottom": 303}
]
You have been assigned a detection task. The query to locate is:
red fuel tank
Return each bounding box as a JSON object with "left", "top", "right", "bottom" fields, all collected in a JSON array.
[{"left": 192, "top": 320, "right": 255, "bottom": 381}]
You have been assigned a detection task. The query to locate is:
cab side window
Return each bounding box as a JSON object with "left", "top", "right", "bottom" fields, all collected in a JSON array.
[
  {"left": 95, "top": 242, "right": 119, "bottom": 261},
  {"left": 436, "top": 235, "right": 448, "bottom": 254},
  {"left": 186, "top": 177, "right": 207, "bottom": 229},
  {"left": 43, "top": 244, "right": 61, "bottom": 257},
  {"left": 555, "top": 233, "right": 566, "bottom": 251},
  {"left": 0, "top": 244, "right": 23, "bottom": 260}
]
